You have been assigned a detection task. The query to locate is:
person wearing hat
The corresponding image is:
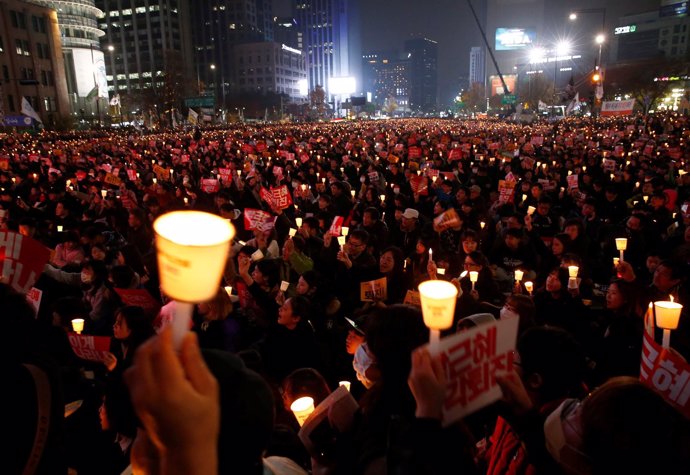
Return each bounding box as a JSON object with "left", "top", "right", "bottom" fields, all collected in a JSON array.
[{"left": 391, "top": 208, "right": 421, "bottom": 256}]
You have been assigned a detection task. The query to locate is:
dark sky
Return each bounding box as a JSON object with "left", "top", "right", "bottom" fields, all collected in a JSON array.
[{"left": 274, "top": 0, "right": 663, "bottom": 107}]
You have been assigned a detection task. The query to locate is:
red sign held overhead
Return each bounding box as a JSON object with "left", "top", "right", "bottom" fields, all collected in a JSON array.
[{"left": 0, "top": 231, "right": 50, "bottom": 294}]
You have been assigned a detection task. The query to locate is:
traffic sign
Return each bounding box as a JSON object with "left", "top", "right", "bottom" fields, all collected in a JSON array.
[
  {"left": 184, "top": 96, "right": 215, "bottom": 108},
  {"left": 502, "top": 95, "right": 517, "bottom": 105}
]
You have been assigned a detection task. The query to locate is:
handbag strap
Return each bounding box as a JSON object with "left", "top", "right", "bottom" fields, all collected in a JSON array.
[{"left": 22, "top": 364, "right": 52, "bottom": 475}]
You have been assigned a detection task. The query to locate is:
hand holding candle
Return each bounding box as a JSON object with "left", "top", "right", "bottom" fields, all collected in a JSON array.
[
  {"left": 514, "top": 269, "right": 523, "bottom": 283},
  {"left": 71, "top": 318, "right": 84, "bottom": 334},
  {"left": 290, "top": 396, "right": 315, "bottom": 426},
  {"left": 418, "top": 280, "right": 458, "bottom": 347},
  {"left": 469, "top": 271, "right": 478, "bottom": 291},
  {"left": 615, "top": 238, "right": 627, "bottom": 261},
  {"left": 655, "top": 297, "right": 683, "bottom": 349},
  {"left": 524, "top": 281, "right": 533, "bottom": 295}
]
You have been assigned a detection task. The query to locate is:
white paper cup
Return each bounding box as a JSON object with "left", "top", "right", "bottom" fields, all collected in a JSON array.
[{"left": 154, "top": 211, "right": 234, "bottom": 302}]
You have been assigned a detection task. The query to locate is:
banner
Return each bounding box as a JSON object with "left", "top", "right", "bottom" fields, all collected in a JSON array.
[
  {"left": 188, "top": 108, "right": 198, "bottom": 125},
  {"left": 428, "top": 317, "right": 519, "bottom": 426},
  {"left": 68, "top": 334, "right": 111, "bottom": 362},
  {"left": 200, "top": 178, "right": 220, "bottom": 193},
  {"left": 403, "top": 290, "right": 421, "bottom": 306},
  {"left": 601, "top": 99, "right": 635, "bottom": 117},
  {"left": 244, "top": 208, "right": 274, "bottom": 231},
  {"left": 328, "top": 216, "right": 345, "bottom": 236},
  {"left": 260, "top": 185, "right": 293, "bottom": 210},
  {"left": 360, "top": 277, "right": 388, "bottom": 302},
  {"left": 640, "top": 309, "right": 690, "bottom": 418},
  {"left": 434, "top": 208, "right": 461, "bottom": 232},
  {"left": 114, "top": 288, "right": 161, "bottom": 316},
  {"left": 498, "top": 179, "right": 516, "bottom": 204},
  {"left": 103, "top": 173, "right": 122, "bottom": 187},
  {"left": 0, "top": 231, "right": 50, "bottom": 294}
]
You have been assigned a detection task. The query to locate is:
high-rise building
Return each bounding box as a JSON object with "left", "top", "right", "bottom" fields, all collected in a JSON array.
[
  {"left": 611, "top": 9, "right": 690, "bottom": 63},
  {"left": 469, "top": 46, "right": 485, "bottom": 86},
  {"left": 28, "top": 0, "right": 107, "bottom": 118},
  {"left": 274, "top": 17, "right": 302, "bottom": 51},
  {"left": 234, "top": 42, "right": 307, "bottom": 101},
  {"left": 375, "top": 57, "right": 410, "bottom": 112},
  {"left": 98, "top": 0, "right": 193, "bottom": 101},
  {"left": 0, "top": 0, "right": 70, "bottom": 125},
  {"left": 361, "top": 50, "right": 393, "bottom": 99},
  {"left": 294, "top": 0, "right": 360, "bottom": 97},
  {"left": 190, "top": 0, "right": 273, "bottom": 103},
  {"left": 404, "top": 37, "right": 438, "bottom": 112}
]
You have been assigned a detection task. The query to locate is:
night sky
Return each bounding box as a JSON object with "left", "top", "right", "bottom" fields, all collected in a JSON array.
[{"left": 274, "top": 0, "right": 664, "bottom": 107}]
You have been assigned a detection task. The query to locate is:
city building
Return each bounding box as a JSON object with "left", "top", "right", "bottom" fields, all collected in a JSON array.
[
  {"left": 294, "top": 0, "right": 360, "bottom": 98},
  {"left": 361, "top": 50, "right": 395, "bottom": 100},
  {"left": 30, "top": 0, "right": 107, "bottom": 119},
  {"left": 469, "top": 46, "right": 485, "bottom": 87},
  {"left": 233, "top": 41, "right": 307, "bottom": 101},
  {"left": 189, "top": 0, "right": 273, "bottom": 103},
  {"left": 404, "top": 37, "right": 438, "bottom": 112},
  {"left": 0, "top": 0, "right": 70, "bottom": 125},
  {"left": 374, "top": 56, "right": 410, "bottom": 112},
  {"left": 274, "top": 17, "right": 302, "bottom": 50},
  {"left": 611, "top": 9, "right": 690, "bottom": 63},
  {"left": 98, "top": 0, "right": 193, "bottom": 103}
]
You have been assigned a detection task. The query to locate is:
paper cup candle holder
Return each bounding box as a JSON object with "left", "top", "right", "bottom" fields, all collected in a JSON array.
[
  {"left": 154, "top": 211, "right": 235, "bottom": 347},
  {"left": 418, "top": 280, "right": 458, "bottom": 347}
]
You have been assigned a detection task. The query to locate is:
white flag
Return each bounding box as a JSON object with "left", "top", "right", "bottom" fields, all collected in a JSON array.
[
  {"left": 595, "top": 83, "right": 604, "bottom": 100},
  {"left": 188, "top": 108, "right": 198, "bottom": 125},
  {"left": 109, "top": 94, "right": 120, "bottom": 106},
  {"left": 21, "top": 97, "right": 42, "bottom": 124},
  {"left": 565, "top": 92, "right": 579, "bottom": 116},
  {"left": 538, "top": 100, "right": 548, "bottom": 111}
]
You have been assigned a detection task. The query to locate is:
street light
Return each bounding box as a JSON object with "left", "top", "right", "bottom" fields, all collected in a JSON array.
[
  {"left": 569, "top": 13, "right": 577, "bottom": 20},
  {"left": 529, "top": 47, "right": 546, "bottom": 64},
  {"left": 555, "top": 40, "right": 571, "bottom": 57}
]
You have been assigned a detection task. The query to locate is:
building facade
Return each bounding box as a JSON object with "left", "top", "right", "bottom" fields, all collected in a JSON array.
[
  {"left": 0, "top": 0, "right": 70, "bottom": 125},
  {"left": 233, "top": 41, "right": 307, "bottom": 101},
  {"left": 469, "top": 46, "right": 485, "bottom": 86},
  {"left": 274, "top": 17, "right": 302, "bottom": 51},
  {"left": 98, "top": 0, "right": 192, "bottom": 107},
  {"left": 404, "top": 37, "right": 438, "bottom": 112},
  {"left": 294, "top": 0, "right": 358, "bottom": 97},
  {"left": 374, "top": 57, "right": 410, "bottom": 112},
  {"left": 612, "top": 9, "right": 690, "bottom": 63}
]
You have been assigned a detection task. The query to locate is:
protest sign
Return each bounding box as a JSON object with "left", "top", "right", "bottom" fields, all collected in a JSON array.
[
  {"left": 498, "top": 180, "right": 516, "bottom": 204},
  {"left": 433, "top": 208, "right": 461, "bottom": 232},
  {"left": 328, "top": 216, "right": 345, "bottom": 236},
  {"left": 640, "top": 310, "right": 690, "bottom": 419},
  {"left": 408, "top": 146, "right": 422, "bottom": 159},
  {"left": 403, "top": 290, "right": 421, "bottom": 307},
  {"left": 201, "top": 178, "right": 220, "bottom": 193},
  {"left": 153, "top": 164, "right": 170, "bottom": 181},
  {"left": 0, "top": 231, "right": 50, "bottom": 294},
  {"left": 410, "top": 175, "right": 429, "bottom": 195},
  {"left": 360, "top": 277, "right": 387, "bottom": 302},
  {"left": 103, "top": 173, "right": 122, "bottom": 187},
  {"left": 260, "top": 185, "right": 293, "bottom": 210},
  {"left": 68, "top": 334, "right": 111, "bottom": 362},
  {"left": 427, "top": 317, "right": 519, "bottom": 426},
  {"left": 26, "top": 286, "right": 43, "bottom": 317},
  {"left": 114, "top": 288, "right": 161, "bottom": 316},
  {"left": 567, "top": 174, "right": 579, "bottom": 190}
]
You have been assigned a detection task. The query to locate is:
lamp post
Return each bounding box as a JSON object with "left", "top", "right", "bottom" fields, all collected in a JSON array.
[{"left": 554, "top": 41, "right": 571, "bottom": 92}]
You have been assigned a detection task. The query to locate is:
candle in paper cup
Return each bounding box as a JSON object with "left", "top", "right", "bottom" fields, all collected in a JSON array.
[
  {"left": 280, "top": 281, "right": 290, "bottom": 292},
  {"left": 154, "top": 211, "right": 234, "bottom": 346},
  {"left": 428, "top": 248, "right": 433, "bottom": 262},
  {"left": 339, "top": 381, "right": 351, "bottom": 392},
  {"left": 655, "top": 300, "right": 682, "bottom": 330},
  {"left": 568, "top": 266, "right": 579, "bottom": 278},
  {"left": 290, "top": 397, "right": 315, "bottom": 426},
  {"left": 469, "top": 271, "right": 478, "bottom": 283},
  {"left": 524, "top": 281, "right": 533, "bottom": 294},
  {"left": 351, "top": 190, "right": 356, "bottom": 197},
  {"left": 527, "top": 206, "right": 536, "bottom": 215},
  {"left": 184, "top": 197, "right": 189, "bottom": 205},
  {"left": 57, "top": 225, "right": 63, "bottom": 233},
  {"left": 251, "top": 249, "right": 264, "bottom": 261},
  {"left": 71, "top": 318, "right": 84, "bottom": 334},
  {"left": 288, "top": 228, "right": 297, "bottom": 237},
  {"left": 224, "top": 286, "right": 233, "bottom": 297},
  {"left": 522, "top": 194, "right": 527, "bottom": 202},
  {"left": 514, "top": 269, "right": 524, "bottom": 282},
  {"left": 480, "top": 221, "right": 486, "bottom": 229},
  {"left": 152, "top": 178, "right": 157, "bottom": 184},
  {"left": 418, "top": 280, "right": 458, "bottom": 346},
  {"left": 380, "top": 194, "right": 386, "bottom": 201},
  {"left": 337, "top": 236, "right": 346, "bottom": 249},
  {"left": 437, "top": 268, "right": 446, "bottom": 275},
  {"left": 613, "top": 257, "right": 620, "bottom": 267},
  {"left": 615, "top": 238, "right": 627, "bottom": 260},
  {"left": 341, "top": 226, "right": 349, "bottom": 236},
  {"left": 295, "top": 217, "right": 302, "bottom": 227},
  {"left": 101, "top": 189, "right": 107, "bottom": 198}
]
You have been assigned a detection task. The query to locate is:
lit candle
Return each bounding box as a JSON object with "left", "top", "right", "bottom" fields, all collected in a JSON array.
[
  {"left": 418, "top": 280, "right": 458, "bottom": 347},
  {"left": 613, "top": 257, "right": 620, "bottom": 267},
  {"left": 154, "top": 211, "right": 235, "bottom": 348},
  {"left": 655, "top": 298, "right": 683, "bottom": 349},
  {"left": 337, "top": 235, "right": 346, "bottom": 251},
  {"left": 152, "top": 178, "right": 157, "bottom": 184},
  {"left": 224, "top": 286, "right": 233, "bottom": 297},
  {"left": 288, "top": 228, "right": 297, "bottom": 237},
  {"left": 380, "top": 194, "right": 386, "bottom": 202},
  {"left": 514, "top": 269, "right": 523, "bottom": 283},
  {"left": 339, "top": 381, "right": 351, "bottom": 392},
  {"left": 295, "top": 217, "right": 302, "bottom": 228},
  {"left": 57, "top": 225, "right": 63, "bottom": 233},
  {"left": 524, "top": 281, "right": 533, "bottom": 295},
  {"left": 184, "top": 197, "right": 189, "bottom": 205},
  {"left": 469, "top": 270, "right": 478, "bottom": 291},
  {"left": 527, "top": 206, "right": 536, "bottom": 215},
  {"left": 615, "top": 238, "right": 627, "bottom": 261},
  {"left": 341, "top": 226, "right": 349, "bottom": 236},
  {"left": 480, "top": 221, "right": 486, "bottom": 229},
  {"left": 568, "top": 266, "right": 579, "bottom": 289},
  {"left": 280, "top": 281, "right": 290, "bottom": 292},
  {"left": 437, "top": 268, "right": 446, "bottom": 275},
  {"left": 290, "top": 397, "right": 315, "bottom": 426},
  {"left": 71, "top": 318, "right": 84, "bottom": 334},
  {"left": 428, "top": 248, "right": 433, "bottom": 262},
  {"left": 101, "top": 190, "right": 107, "bottom": 198},
  {"left": 351, "top": 190, "right": 356, "bottom": 198},
  {"left": 522, "top": 194, "right": 527, "bottom": 202}
]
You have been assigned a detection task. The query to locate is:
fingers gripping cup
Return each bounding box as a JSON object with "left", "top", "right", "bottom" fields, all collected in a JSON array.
[{"left": 154, "top": 211, "right": 235, "bottom": 347}]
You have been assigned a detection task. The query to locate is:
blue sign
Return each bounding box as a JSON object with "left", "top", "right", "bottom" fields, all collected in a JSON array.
[
  {"left": 495, "top": 28, "right": 537, "bottom": 51},
  {"left": 1, "top": 115, "right": 34, "bottom": 127}
]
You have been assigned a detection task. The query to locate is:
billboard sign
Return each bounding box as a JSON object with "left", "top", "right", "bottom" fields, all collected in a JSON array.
[
  {"left": 495, "top": 28, "right": 537, "bottom": 51},
  {"left": 328, "top": 77, "right": 357, "bottom": 95},
  {"left": 1, "top": 115, "right": 34, "bottom": 127},
  {"left": 489, "top": 75, "right": 517, "bottom": 96}
]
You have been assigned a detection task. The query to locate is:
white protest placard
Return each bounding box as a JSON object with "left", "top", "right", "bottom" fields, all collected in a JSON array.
[{"left": 427, "top": 317, "right": 519, "bottom": 426}]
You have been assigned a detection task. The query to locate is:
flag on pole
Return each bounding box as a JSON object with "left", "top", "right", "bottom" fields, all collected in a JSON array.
[
  {"left": 172, "top": 109, "right": 178, "bottom": 128},
  {"left": 21, "top": 97, "right": 42, "bottom": 124},
  {"left": 188, "top": 108, "right": 198, "bottom": 125},
  {"left": 538, "top": 100, "right": 548, "bottom": 111},
  {"left": 595, "top": 83, "right": 604, "bottom": 100},
  {"left": 109, "top": 94, "right": 120, "bottom": 106},
  {"left": 565, "top": 92, "right": 579, "bottom": 116}
]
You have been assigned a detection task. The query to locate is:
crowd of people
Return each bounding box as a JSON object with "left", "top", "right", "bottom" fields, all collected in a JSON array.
[{"left": 3, "top": 114, "right": 690, "bottom": 474}]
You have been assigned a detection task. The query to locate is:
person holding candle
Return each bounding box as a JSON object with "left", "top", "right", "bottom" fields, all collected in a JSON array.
[
  {"left": 357, "top": 207, "right": 390, "bottom": 256},
  {"left": 456, "top": 251, "right": 503, "bottom": 318},
  {"left": 376, "top": 246, "right": 409, "bottom": 304},
  {"left": 235, "top": 250, "right": 281, "bottom": 330},
  {"left": 192, "top": 287, "right": 241, "bottom": 353},
  {"left": 489, "top": 228, "right": 537, "bottom": 292}
]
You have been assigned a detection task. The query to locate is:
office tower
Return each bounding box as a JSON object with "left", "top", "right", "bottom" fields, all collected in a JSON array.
[
  {"left": 469, "top": 46, "right": 485, "bottom": 86},
  {"left": 405, "top": 37, "right": 438, "bottom": 112}
]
